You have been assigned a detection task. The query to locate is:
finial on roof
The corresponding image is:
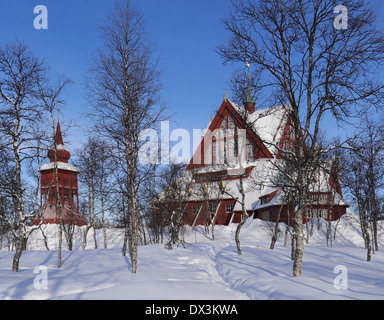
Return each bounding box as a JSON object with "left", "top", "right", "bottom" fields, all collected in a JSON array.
[
  {"left": 244, "top": 62, "right": 256, "bottom": 113},
  {"left": 224, "top": 90, "right": 228, "bottom": 102},
  {"left": 245, "top": 62, "right": 255, "bottom": 104}
]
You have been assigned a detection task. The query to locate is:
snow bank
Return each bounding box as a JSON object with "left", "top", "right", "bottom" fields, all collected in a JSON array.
[{"left": 1, "top": 213, "right": 384, "bottom": 300}]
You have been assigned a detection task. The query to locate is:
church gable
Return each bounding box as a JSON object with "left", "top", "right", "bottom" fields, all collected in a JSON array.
[{"left": 186, "top": 98, "right": 273, "bottom": 171}]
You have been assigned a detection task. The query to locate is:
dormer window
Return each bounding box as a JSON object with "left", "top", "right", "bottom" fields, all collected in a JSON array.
[
  {"left": 259, "top": 190, "right": 278, "bottom": 206},
  {"left": 260, "top": 196, "right": 269, "bottom": 205}
]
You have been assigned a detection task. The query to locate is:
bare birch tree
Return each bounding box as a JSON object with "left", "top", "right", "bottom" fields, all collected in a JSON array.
[
  {"left": 78, "top": 138, "right": 98, "bottom": 250},
  {"left": 0, "top": 40, "right": 48, "bottom": 271},
  {"left": 341, "top": 115, "right": 384, "bottom": 260},
  {"left": 86, "top": 0, "right": 165, "bottom": 273},
  {"left": 77, "top": 137, "right": 114, "bottom": 249}
]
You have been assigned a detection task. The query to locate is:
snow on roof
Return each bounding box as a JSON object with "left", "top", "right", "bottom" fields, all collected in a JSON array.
[
  {"left": 54, "top": 144, "right": 69, "bottom": 151},
  {"left": 40, "top": 161, "right": 80, "bottom": 173},
  {"left": 228, "top": 100, "right": 290, "bottom": 155}
]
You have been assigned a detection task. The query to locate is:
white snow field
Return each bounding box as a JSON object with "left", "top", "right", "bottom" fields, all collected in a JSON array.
[{"left": 0, "top": 211, "right": 384, "bottom": 300}]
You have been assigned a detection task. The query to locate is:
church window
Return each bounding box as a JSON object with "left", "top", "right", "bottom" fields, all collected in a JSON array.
[
  {"left": 228, "top": 116, "right": 235, "bottom": 132},
  {"left": 226, "top": 203, "right": 235, "bottom": 213},
  {"left": 220, "top": 117, "right": 227, "bottom": 137},
  {"left": 192, "top": 205, "right": 201, "bottom": 215},
  {"left": 208, "top": 203, "right": 218, "bottom": 213},
  {"left": 246, "top": 139, "right": 254, "bottom": 161},
  {"left": 212, "top": 140, "right": 218, "bottom": 165},
  {"left": 204, "top": 143, "right": 212, "bottom": 164},
  {"left": 319, "top": 209, "right": 328, "bottom": 219},
  {"left": 260, "top": 196, "right": 270, "bottom": 205},
  {"left": 319, "top": 193, "right": 328, "bottom": 202}
]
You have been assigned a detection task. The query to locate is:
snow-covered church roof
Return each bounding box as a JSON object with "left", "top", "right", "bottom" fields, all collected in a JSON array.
[
  {"left": 40, "top": 161, "right": 80, "bottom": 173},
  {"left": 227, "top": 100, "right": 291, "bottom": 155}
]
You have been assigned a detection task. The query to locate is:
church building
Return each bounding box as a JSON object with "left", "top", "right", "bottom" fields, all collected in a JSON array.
[
  {"left": 160, "top": 77, "right": 348, "bottom": 227},
  {"left": 32, "top": 119, "right": 86, "bottom": 226}
]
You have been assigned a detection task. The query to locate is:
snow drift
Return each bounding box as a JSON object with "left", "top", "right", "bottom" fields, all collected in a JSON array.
[{"left": 0, "top": 211, "right": 384, "bottom": 300}]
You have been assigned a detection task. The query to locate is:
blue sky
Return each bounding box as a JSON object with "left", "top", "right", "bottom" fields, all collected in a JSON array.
[
  {"left": 1, "top": 0, "right": 384, "bottom": 151},
  {"left": 0, "top": 0, "right": 234, "bottom": 149}
]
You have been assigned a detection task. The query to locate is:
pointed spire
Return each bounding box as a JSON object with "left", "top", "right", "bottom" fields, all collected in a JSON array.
[
  {"left": 245, "top": 69, "right": 255, "bottom": 104},
  {"left": 55, "top": 116, "right": 64, "bottom": 146},
  {"left": 48, "top": 115, "right": 71, "bottom": 163}
]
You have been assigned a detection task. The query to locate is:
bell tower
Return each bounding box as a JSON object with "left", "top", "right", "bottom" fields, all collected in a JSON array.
[{"left": 33, "top": 119, "right": 86, "bottom": 226}]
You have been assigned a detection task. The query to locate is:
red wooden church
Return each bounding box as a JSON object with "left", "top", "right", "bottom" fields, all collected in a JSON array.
[
  {"left": 160, "top": 83, "right": 348, "bottom": 227},
  {"left": 32, "top": 119, "right": 86, "bottom": 226}
]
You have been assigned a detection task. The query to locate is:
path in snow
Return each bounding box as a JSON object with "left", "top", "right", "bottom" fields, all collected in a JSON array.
[{"left": 0, "top": 244, "right": 249, "bottom": 300}]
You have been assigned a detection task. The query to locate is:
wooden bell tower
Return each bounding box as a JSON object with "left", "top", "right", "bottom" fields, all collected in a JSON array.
[{"left": 33, "top": 119, "right": 86, "bottom": 226}]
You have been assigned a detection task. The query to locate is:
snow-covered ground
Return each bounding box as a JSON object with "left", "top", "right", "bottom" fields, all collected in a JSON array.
[{"left": 0, "top": 211, "right": 384, "bottom": 300}]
